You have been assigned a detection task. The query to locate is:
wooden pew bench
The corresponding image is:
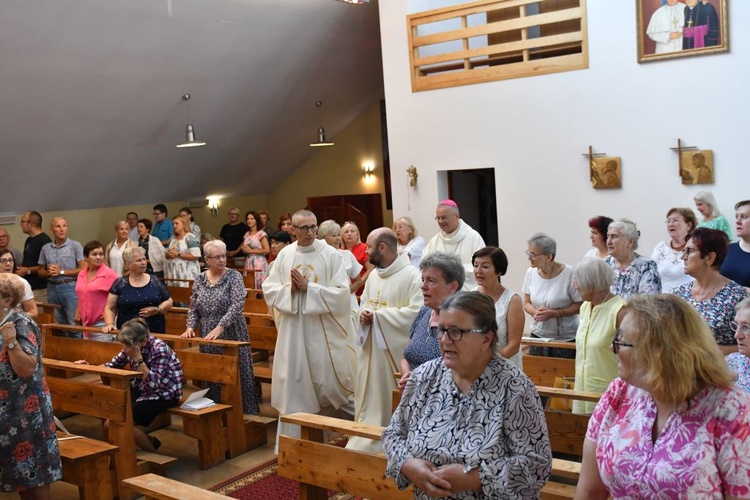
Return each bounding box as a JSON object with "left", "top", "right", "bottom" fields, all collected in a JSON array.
[
  {"left": 278, "top": 412, "right": 412, "bottom": 500},
  {"left": 58, "top": 432, "right": 119, "bottom": 500},
  {"left": 122, "top": 473, "right": 229, "bottom": 499}
]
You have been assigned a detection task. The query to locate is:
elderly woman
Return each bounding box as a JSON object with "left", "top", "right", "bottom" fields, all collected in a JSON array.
[
  {"left": 103, "top": 247, "right": 173, "bottom": 334},
  {"left": 721, "top": 199, "right": 750, "bottom": 288},
  {"left": 78, "top": 317, "right": 184, "bottom": 452},
  {"left": 673, "top": 228, "right": 748, "bottom": 354},
  {"left": 179, "top": 207, "right": 202, "bottom": 240},
  {"left": 165, "top": 214, "right": 201, "bottom": 286},
  {"left": 0, "top": 274, "right": 62, "bottom": 499},
  {"left": 136, "top": 218, "right": 166, "bottom": 277},
  {"left": 240, "top": 210, "right": 270, "bottom": 287},
  {"left": 605, "top": 219, "right": 661, "bottom": 299},
  {"left": 181, "top": 240, "right": 260, "bottom": 414},
  {"left": 105, "top": 220, "right": 138, "bottom": 277},
  {"left": 651, "top": 208, "right": 697, "bottom": 293},
  {"left": 0, "top": 249, "right": 37, "bottom": 320},
  {"left": 473, "top": 246, "right": 523, "bottom": 368},
  {"left": 522, "top": 233, "right": 582, "bottom": 358},
  {"left": 585, "top": 216, "right": 613, "bottom": 259},
  {"left": 318, "top": 220, "right": 363, "bottom": 331},
  {"left": 383, "top": 291, "right": 551, "bottom": 499},
  {"left": 694, "top": 191, "right": 733, "bottom": 240},
  {"left": 727, "top": 298, "right": 750, "bottom": 392},
  {"left": 342, "top": 221, "right": 373, "bottom": 297},
  {"left": 75, "top": 241, "right": 118, "bottom": 341},
  {"left": 398, "top": 252, "right": 463, "bottom": 391},
  {"left": 572, "top": 257, "right": 626, "bottom": 414},
  {"left": 575, "top": 294, "right": 750, "bottom": 499},
  {"left": 394, "top": 216, "right": 425, "bottom": 267}
]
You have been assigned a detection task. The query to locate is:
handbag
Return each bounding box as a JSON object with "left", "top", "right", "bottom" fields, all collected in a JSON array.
[{"left": 546, "top": 376, "right": 575, "bottom": 412}]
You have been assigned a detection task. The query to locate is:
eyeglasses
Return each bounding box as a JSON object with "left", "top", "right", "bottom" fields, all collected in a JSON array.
[
  {"left": 205, "top": 254, "right": 227, "bottom": 260},
  {"left": 665, "top": 218, "right": 685, "bottom": 224},
  {"left": 437, "top": 326, "right": 486, "bottom": 342},
  {"left": 434, "top": 216, "right": 454, "bottom": 222},
  {"left": 0, "top": 258, "right": 13, "bottom": 264},
  {"left": 611, "top": 328, "right": 634, "bottom": 354},
  {"left": 293, "top": 224, "right": 318, "bottom": 233},
  {"left": 681, "top": 247, "right": 698, "bottom": 258},
  {"left": 525, "top": 250, "right": 544, "bottom": 258},
  {"left": 730, "top": 321, "right": 750, "bottom": 336}
]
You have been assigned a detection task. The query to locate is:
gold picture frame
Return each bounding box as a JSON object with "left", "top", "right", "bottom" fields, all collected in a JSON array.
[
  {"left": 680, "top": 149, "right": 714, "bottom": 184},
  {"left": 591, "top": 157, "right": 622, "bottom": 189},
  {"left": 637, "top": 0, "right": 728, "bottom": 63}
]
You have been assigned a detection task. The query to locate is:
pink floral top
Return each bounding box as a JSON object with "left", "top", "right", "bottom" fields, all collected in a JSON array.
[{"left": 587, "top": 378, "right": 750, "bottom": 499}]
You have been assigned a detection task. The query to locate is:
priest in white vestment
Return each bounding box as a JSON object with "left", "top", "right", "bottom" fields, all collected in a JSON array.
[
  {"left": 422, "top": 200, "right": 485, "bottom": 290},
  {"left": 347, "top": 228, "right": 422, "bottom": 454},
  {"left": 262, "top": 210, "right": 355, "bottom": 452},
  {"left": 646, "top": 0, "right": 685, "bottom": 54}
]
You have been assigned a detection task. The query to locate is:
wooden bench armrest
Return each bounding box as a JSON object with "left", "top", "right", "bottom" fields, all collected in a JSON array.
[
  {"left": 536, "top": 386, "right": 602, "bottom": 403},
  {"left": 44, "top": 323, "right": 118, "bottom": 335},
  {"left": 281, "top": 412, "right": 385, "bottom": 441},
  {"left": 153, "top": 333, "right": 251, "bottom": 348},
  {"left": 122, "top": 473, "right": 228, "bottom": 499},
  {"left": 43, "top": 358, "right": 141, "bottom": 379},
  {"left": 551, "top": 458, "right": 582, "bottom": 480}
]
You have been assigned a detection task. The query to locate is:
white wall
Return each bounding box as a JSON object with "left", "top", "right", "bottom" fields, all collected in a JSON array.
[{"left": 380, "top": 1, "right": 750, "bottom": 294}]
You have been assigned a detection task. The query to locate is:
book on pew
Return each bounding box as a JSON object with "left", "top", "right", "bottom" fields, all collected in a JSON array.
[
  {"left": 522, "top": 336, "right": 554, "bottom": 342},
  {"left": 181, "top": 388, "right": 216, "bottom": 410}
]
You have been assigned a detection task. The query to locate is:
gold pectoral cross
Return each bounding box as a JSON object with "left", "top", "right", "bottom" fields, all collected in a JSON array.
[
  {"left": 368, "top": 290, "right": 388, "bottom": 310},
  {"left": 687, "top": 17, "right": 694, "bottom": 28}
]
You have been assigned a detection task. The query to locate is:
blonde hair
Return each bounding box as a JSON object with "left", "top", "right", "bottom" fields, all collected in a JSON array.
[
  {"left": 626, "top": 294, "right": 735, "bottom": 406},
  {"left": 394, "top": 216, "right": 418, "bottom": 240},
  {"left": 172, "top": 214, "right": 191, "bottom": 235},
  {"left": 341, "top": 221, "right": 362, "bottom": 245}
]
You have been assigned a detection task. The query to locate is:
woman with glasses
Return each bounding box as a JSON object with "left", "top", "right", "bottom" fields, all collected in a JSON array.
[
  {"left": 576, "top": 294, "right": 750, "bottom": 499},
  {"left": 522, "top": 233, "right": 582, "bottom": 358},
  {"left": 181, "top": 239, "right": 259, "bottom": 414},
  {"left": 0, "top": 248, "right": 38, "bottom": 320},
  {"left": 342, "top": 221, "right": 373, "bottom": 297},
  {"left": 673, "top": 228, "right": 748, "bottom": 355},
  {"left": 383, "top": 291, "right": 551, "bottom": 499},
  {"left": 650, "top": 208, "right": 697, "bottom": 293},
  {"left": 605, "top": 219, "right": 662, "bottom": 299},
  {"left": 726, "top": 298, "right": 750, "bottom": 393}
]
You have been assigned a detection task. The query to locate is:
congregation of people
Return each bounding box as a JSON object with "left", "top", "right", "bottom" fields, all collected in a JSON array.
[{"left": 4, "top": 191, "right": 750, "bottom": 498}]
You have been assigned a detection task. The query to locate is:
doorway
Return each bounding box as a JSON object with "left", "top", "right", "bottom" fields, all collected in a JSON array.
[
  {"left": 444, "top": 168, "right": 497, "bottom": 247},
  {"left": 307, "top": 194, "right": 384, "bottom": 238}
]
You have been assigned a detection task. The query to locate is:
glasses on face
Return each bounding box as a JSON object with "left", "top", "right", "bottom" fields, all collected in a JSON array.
[
  {"left": 730, "top": 321, "right": 750, "bottom": 336},
  {"left": 611, "top": 328, "right": 634, "bottom": 355},
  {"left": 293, "top": 224, "right": 318, "bottom": 233},
  {"left": 681, "top": 247, "right": 698, "bottom": 258},
  {"left": 665, "top": 218, "right": 684, "bottom": 224},
  {"left": 525, "top": 250, "right": 544, "bottom": 259},
  {"left": 0, "top": 258, "right": 14, "bottom": 265},
  {"left": 206, "top": 254, "right": 227, "bottom": 261},
  {"left": 434, "top": 216, "right": 454, "bottom": 222},
  {"left": 437, "top": 326, "right": 486, "bottom": 342}
]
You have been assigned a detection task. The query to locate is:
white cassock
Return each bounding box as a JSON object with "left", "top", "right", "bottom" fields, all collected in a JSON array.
[
  {"left": 347, "top": 253, "right": 422, "bottom": 454},
  {"left": 262, "top": 239, "right": 355, "bottom": 450},
  {"left": 422, "top": 220, "right": 486, "bottom": 290},
  {"left": 646, "top": 3, "right": 685, "bottom": 54}
]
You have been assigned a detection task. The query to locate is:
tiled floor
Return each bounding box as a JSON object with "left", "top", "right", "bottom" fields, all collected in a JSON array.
[{"left": 0, "top": 383, "right": 279, "bottom": 499}]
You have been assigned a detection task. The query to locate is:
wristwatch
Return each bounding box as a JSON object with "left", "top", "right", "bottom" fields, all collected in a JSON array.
[
  {"left": 61, "top": 270, "right": 65, "bottom": 275},
  {"left": 463, "top": 463, "right": 474, "bottom": 474},
  {"left": 7, "top": 341, "right": 16, "bottom": 350},
  {"left": 26, "top": 269, "right": 31, "bottom": 275}
]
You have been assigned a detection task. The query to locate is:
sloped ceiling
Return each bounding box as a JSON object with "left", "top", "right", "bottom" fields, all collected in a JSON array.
[{"left": 0, "top": 0, "right": 384, "bottom": 213}]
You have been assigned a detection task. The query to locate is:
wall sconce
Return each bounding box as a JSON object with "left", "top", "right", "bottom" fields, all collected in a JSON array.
[
  {"left": 207, "top": 196, "right": 221, "bottom": 216},
  {"left": 406, "top": 165, "right": 418, "bottom": 187},
  {"left": 362, "top": 161, "right": 375, "bottom": 180}
]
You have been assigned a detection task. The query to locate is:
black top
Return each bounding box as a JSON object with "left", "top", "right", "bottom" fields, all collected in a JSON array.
[
  {"left": 220, "top": 223, "right": 248, "bottom": 253},
  {"left": 23, "top": 232, "right": 52, "bottom": 290}
]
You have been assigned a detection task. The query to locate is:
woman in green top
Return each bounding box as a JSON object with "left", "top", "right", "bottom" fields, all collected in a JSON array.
[{"left": 694, "top": 191, "right": 733, "bottom": 241}]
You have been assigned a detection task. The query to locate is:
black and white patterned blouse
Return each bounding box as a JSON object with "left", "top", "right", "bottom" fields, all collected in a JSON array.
[{"left": 382, "top": 356, "right": 551, "bottom": 499}]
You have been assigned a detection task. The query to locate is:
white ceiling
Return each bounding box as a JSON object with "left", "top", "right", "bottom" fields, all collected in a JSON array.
[{"left": 0, "top": 0, "right": 384, "bottom": 213}]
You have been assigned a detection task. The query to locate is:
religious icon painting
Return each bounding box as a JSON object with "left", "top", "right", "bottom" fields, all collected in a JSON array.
[
  {"left": 680, "top": 149, "right": 714, "bottom": 185},
  {"left": 591, "top": 157, "right": 622, "bottom": 189},
  {"left": 636, "top": 0, "right": 728, "bottom": 63}
]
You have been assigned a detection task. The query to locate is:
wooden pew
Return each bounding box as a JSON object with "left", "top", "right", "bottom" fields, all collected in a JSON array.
[
  {"left": 37, "top": 301, "right": 61, "bottom": 325},
  {"left": 58, "top": 432, "right": 119, "bottom": 500},
  {"left": 42, "top": 326, "right": 239, "bottom": 470},
  {"left": 244, "top": 288, "right": 269, "bottom": 314},
  {"left": 122, "top": 473, "right": 229, "bottom": 499},
  {"left": 44, "top": 358, "right": 142, "bottom": 500},
  {"left": 278, "top": 413, "right": 413, "bottom": 500}
]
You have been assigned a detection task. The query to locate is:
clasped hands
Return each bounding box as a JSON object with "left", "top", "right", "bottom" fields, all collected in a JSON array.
[
  {"left": 401, "top": 458, "right": 477, "bottom": 497},
  {"left": 290, "top": 268, "right": 308, "bottom": 293}
]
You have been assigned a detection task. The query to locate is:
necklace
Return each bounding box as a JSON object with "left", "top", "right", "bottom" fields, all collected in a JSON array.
[{"left": 692, "top": 280, "right": 722, "bottom": 302}]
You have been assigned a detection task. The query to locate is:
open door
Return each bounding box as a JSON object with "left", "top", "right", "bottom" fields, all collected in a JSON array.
[{"left": 307, "top": 194, "right": 384, "bottom": 237}]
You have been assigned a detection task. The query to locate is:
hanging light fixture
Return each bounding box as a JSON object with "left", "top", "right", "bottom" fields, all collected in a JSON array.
[
  {"left": 310, "top": 100, "right": 334, "bottom": 147},
  {"left": 176, "top": 93, "right": 206, "bottom": 148}
]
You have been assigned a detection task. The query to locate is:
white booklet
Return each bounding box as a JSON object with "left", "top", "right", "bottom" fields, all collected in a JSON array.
[{"left": 180, "top": 388, "right": 216, "bottom": 410}]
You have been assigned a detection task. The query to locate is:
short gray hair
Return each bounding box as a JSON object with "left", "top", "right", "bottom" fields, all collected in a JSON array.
[
  {"left": 736, "top": 297, "right": 750, "bottom": 313},
  {"left": 608, "top": 219, "right": 640, "bottom": 250},
  {"left": 292, "top": 210, "right": 316, "bottom": 225},
  {"left": 122, "top": 246, "right": 146, "bottom": 263},
  {"left": 574, "top": 257, "right": 615, "bottom": 295},
  {"left": 117, "top": 317, "right": 150, "bottom": 346},
  {"left": 317, "top": 220, "right": 341, "bottom": 240},
  {"left": 420, "top": 252, "right": 465, "bottom": 289},
  {"left": 694, "top": 191, "right": 720, "bottom": 218},
  {"left": 527, "top": 233, "right": 556, "bottom": 256},
  {"left": 203, "top": 239, "right": 226, "bottom": 257}
]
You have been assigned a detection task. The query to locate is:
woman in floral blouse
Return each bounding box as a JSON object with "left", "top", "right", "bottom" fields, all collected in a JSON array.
[
  {"left": 604, "top": 219, "right": 662, "bottom": 299},
  {"left": 725, "top": 298, "right": 750, "bottom": 393},
  {"left": 576, "top": 294, "right": 750, "bottom": 499}
]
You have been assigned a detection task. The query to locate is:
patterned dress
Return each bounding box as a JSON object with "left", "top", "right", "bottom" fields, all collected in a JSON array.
[
  {"left": 243, "top": 230, "right": 269, "bottom": 286},
  {"left": 605, "top": 254, "right": 662, "bottom": 299},
  {"left": 587, "top": 378, "right": 750, "bottom": 499},
  {"left": 165, "top": 233, "right": 201, "bottom": 285},
  {"left": 0, "top": 312, "right": 62, "bottom": 492},
  {"left": 187, "top": 269, "right": 259, "bottom": 414},
  {"left": 402, "top": 306, "right": 440, "bottom": 370},
  {"left": 726, "top": 353, "right": 750, "bottom": 394},
  {"left": 383, "top": 357, "right": 551, "bottom": 499},
  {"left": 109, "top": 274, "right": 171, "bottom": 332},
  {"left": 673, "top": 280, "right": 748, "bottom": 346}
]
